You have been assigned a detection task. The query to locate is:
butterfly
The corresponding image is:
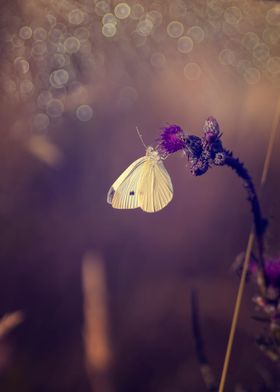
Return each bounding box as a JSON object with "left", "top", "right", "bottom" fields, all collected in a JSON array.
[{"left": 107, "top": 129, "right": 173, "bottom": 213}]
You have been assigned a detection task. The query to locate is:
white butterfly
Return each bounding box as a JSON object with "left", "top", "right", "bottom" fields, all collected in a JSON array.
[{"left": 107, "top": 134, "right": 173, "bottom": 213}]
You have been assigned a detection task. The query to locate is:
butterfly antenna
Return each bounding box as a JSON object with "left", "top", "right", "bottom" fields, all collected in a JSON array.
[{"left": 136, "top": 126, "right": 147, "bottom": 149}]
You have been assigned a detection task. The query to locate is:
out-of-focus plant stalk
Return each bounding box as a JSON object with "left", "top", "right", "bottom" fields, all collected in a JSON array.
[
  {"left": 0, "top": 311, "right": 24, "bottom": 339},
  {"left": 82, "top": 252, "right": 114, "bottom": 392}
]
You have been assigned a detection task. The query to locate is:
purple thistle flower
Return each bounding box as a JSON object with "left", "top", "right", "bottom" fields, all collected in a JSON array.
[
  {"left": 202, "top": 117, "right": 224, "bottom": 160},
  {"left": 158, "top": 124, "right": 186, "bottom": 155},
  {"left": 203, "top": 116, "right": 221, "bottom": 141}
]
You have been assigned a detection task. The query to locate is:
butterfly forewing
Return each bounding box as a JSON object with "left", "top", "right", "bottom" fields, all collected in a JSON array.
[
  {"left": 138, "top": 159, "right": 173, "bottom": 213},
  {"left": 107, "top": 156, "right": 147, "bottom": 209}
]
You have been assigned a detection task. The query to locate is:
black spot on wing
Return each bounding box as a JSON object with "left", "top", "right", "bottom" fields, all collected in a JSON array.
[
  {"left": 129, "top": 191, "right": 135, "bottom": 196},
  {"left": 107, "top": 187, "right": 115, "bottom": 204}
]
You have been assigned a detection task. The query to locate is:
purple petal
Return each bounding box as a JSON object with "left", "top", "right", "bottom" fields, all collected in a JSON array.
[{"left": 158, "top": 124, "right": 186, "bottom": 154}]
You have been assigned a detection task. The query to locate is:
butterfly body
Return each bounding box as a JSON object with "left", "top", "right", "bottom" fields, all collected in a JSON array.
[{"left": 107, "top": 146, "right": 173, "bottom": 213}]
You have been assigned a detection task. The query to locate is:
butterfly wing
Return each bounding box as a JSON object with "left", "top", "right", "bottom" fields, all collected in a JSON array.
[
  {"left": 138, "top": 159, "right": 173, "bottom": 213},
  {"left": 107, "top": 156, "right": 147, "bottom": 209}
]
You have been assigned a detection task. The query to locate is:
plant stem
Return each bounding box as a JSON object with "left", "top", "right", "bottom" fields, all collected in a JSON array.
[{"left": 224, "top": 151, "right": 267, "bottom": 292}]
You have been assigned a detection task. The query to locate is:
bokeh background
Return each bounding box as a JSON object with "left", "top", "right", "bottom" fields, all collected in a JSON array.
[{"left": 0, "top": 0, "right": 280, "bottom": 391}]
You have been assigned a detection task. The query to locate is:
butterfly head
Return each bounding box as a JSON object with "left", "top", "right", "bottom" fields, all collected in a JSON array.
[{"left": 146, "top": 146, "right": 161, "bottom": 161}]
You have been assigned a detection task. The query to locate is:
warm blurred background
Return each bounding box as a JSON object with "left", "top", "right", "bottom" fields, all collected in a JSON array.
[{"left": 0, "top": 0, "right": 279, "bottom": 391}]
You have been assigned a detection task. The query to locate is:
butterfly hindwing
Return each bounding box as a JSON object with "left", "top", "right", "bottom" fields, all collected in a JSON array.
[{"left": 138, "top": 159, "right": 173, "bottom": 213}]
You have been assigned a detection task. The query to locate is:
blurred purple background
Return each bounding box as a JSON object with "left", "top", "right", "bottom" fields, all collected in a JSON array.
[{"left": 0, "top": 0, "right": 280, "bottom": 391}]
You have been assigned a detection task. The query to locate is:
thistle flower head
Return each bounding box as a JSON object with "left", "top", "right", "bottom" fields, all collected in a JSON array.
[
  {"left": 202, "top": 117, "right": 224, "bottom": 162},
  {"left": 158, "top": 124, "right": 186, "bottom": 155},
  {"left": 203, "top": 116, "right": 221, "bottom": 142}
]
